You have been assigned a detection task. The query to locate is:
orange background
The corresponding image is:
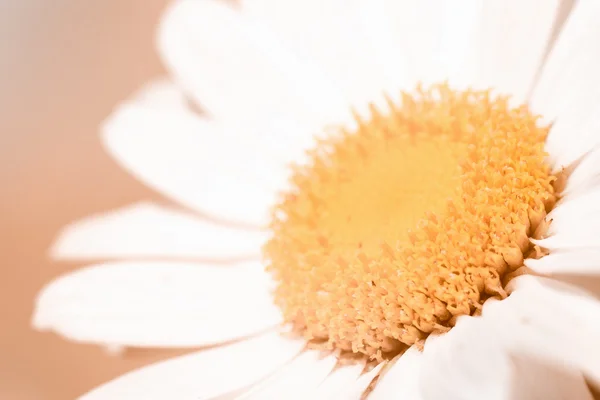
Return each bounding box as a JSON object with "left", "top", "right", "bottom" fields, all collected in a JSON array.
[{"left": 0, "top": 1, "right": 196, "bottom": 398}]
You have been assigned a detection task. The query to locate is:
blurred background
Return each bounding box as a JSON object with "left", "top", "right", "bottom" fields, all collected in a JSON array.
[{"left": 0, "top": 1, "right": 195, "bottom": 398}]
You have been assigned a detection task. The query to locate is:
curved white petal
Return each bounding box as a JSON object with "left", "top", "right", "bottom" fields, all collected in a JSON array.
[
  {"left": 544, "top": 101, "right": 600, "bottom": 174},
  {"left": 436, "top": 1, "right": 481, "bottom": 88},
  {"left": 51, "top": 202, "right": 267, "bottom": 261},
  {"left": 531, "top": 1, "right": 600, "bottom": 169},
  {"left": 103, "top": 92, "right": 288, "bottom": 226},
  {"left": 349, "top": 363, "right": 385, "bottom": 399},
  {"left": 243, "top": 0, "right": 480, "bottom": 111},
  {"left": 157, "top": 0, "right": 349, "bottom": 129},
  {"left": 369, "top": 346, "right": 425, "bottom": 400},
  {"left": 242, "top": 0, "right": 408, "bottom": 112},
  {"left": 526, "top": 249, "right": 600, "bottom": 276},
  {"left": 419, "top": 319, "right": 513, "bottom": 400},
  {"left": 309, "top": 362, "right": 365, "bottom": 399},
  {"left": 237, "top": 350, "right": 338, "bottom": 399},
  {"left": 134, "top": 78, "right": 188, "bottom": 109},
  {"left": 464, "top": 0, "right": 559, "bottom": 103},
  {"left": 533, "top": 188, "right": 600, "bottom": 250},
  {"left": 33, "top": 261, "right": 281, "bottom": 347},
  {"left": 79, "top": 331, "right": 304, "bottom": 400},
  {"left": 532, "top": 234, "right": 600, "bottom": 252},
  {"left": 484, "top": 275, "right": 600, "bottom": 385},
  {"left": 563, "top": 146, "right": 600, "bottom": 197},
  {"left": 419, "top": 314, "right": 592, "bottom": 400}
]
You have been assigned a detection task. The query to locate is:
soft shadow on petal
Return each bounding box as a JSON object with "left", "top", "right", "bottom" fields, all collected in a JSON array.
[
  {"left": 532, "top": 188, "right": 600, "bottom": 251},
  {"left": 463, "top": 0, "right": 560, "bottom": 103},
  {"left": 131, "top": 78, "right": 188, "bottom": 110},
  {"left": 418, "top": 314, "right": 592, "bottom": 400},
  {"left": 369, "top": 345, "right": 425, "bottom": 400},
  {"left": 79, "top": 332, "right": 304, "bottom": 400},
  {"left": 243, "top": 0, "right": 416, "bottom": 107},
  {"left": 51, "top": 202, "right": 267, "bottom": 262},
  {"left": 306, "top": 361, "right": 365, "bottom": 399},
  {"left": 531, "top": 1, "right": 600, "bottom": 169},
  {"left": 546, "top": 273, "right": 600, "bottom": 300},
  {"left": 419, "top": 318, "right": 514, "bottom": 400},
  {"left": 157, "top": 0, "right": 349, "bottom": 130},
  {"left": 102, "top": 88, "right": 285, "bottom": 226},
  {"left": 483, "top": 276, "right": 600, "bottom": 386},
  {"left": 33, "top": 261, "right": 281, "bottom": 348},
  {"left": 526, "top": 250, "right": 600, "bottom": 277},
  {"left": 236, "top": 350, "right": 338, "bottom": 399},
  {"left": 563, "top": 146, "right": 600, "bottom": 197},
  {"left": 243, "top": 0, "right": 480, "bottom": 109}
]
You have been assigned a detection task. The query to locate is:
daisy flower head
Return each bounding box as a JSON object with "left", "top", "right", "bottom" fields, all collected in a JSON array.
[{"left": 33, "top": 0, "right": 600, "bottom": 399}]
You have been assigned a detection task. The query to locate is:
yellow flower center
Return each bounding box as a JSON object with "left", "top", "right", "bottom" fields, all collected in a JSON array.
[{"left": 264, "top": 84, "right": 557, "bottom": 360}]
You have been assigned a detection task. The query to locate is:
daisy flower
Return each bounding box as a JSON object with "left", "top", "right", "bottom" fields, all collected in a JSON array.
[{"left": 33, "top": 0, "right": 600, "bottom": 398}]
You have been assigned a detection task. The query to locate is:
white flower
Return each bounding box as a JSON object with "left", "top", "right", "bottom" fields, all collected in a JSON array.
[{"left": 32, "top": 0, "right": 600, "bottom": 399}]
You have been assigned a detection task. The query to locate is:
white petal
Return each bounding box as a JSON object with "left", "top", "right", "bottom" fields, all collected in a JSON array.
[
  {"left": 243, "top": 0, "right": 479, "bottom": 111},
  {"left": 309, "top": 362, "right": 365, "bottom": 400},
  {"left": 419, "top": 314, "right": 592, "bottom": 400},
  {"left": 33, "top": 261, "right": 282, "bottom": 347},
  {"left": 238, "top": 350, "right": 338, "bottom": 399},
  {"left": 437, "top": 1, "right": 481, "bottom": 87},
  {"left": 545, "top": 102, "right": 600, "bottom": 176},
  {"left": 502, "top": 357, "right": 593, "bottom": 400},
  {"left": 242, "top": 0, "right": 405, "bottom": 112},
  {"left": 134, "top": 78, "right": 188, "bottom": 109},
  {"left": 526, "top": 250, "right": 600, "bottom": 276},
  {"left": 419, "top": 319, "right": 513, "bottom": 400},
  {"left": 531, "top": 1, "right": 600, "bottom": 120},
  {"left": 532, "top": 188, "right": 600, "bottom": 250},
  {"left": 103, "top": 93, "right": 286, "bottom": 226},
  {"left": 369, "top": 346, "right": 424, "bottom": 400},
  {"left": 464, "top": 0, "right": 559, "bottom": 102},
  {"left": 51, "top": 202, "right": 267, "bottom": 261},
  {"left": 80, "top": 331, "right": 304, "bottom": 400},
  {"left": 348, "top": 363, "right": 385, "bottom": 399},
  {"left": 484, "top": 275, "right": 600, "bottom": 385},
  {"left": 563, "top": 146, "right": 600, "bottom": 196},
  {"left": 157, "top": 0, "right": 348, "bottom": 129},
  {"left": 544, "top": 100, "right": 600, "bottom": 173},
  {"left": 530, "top": 1, "right": 600, "bottom": 168}
]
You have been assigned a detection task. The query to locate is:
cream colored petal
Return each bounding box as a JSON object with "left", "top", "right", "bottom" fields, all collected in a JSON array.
[
  {"left": 437, "top": 1, "right": 481, "bottom": 87},
  {"left": 483, "top": 275, "right": 600, "bottom": 386},
  {"left": 308, "top": 362, "right": 365, "bottom": 399},
  {"left": 242, "top": 0, "right": 407, "bottom": 113},
  {"left": 419, "top": 319, "right": 513, "bottom": 400},
  {"left": 369, "top": 346, "right": 425, "bottom": 400},
  {"left": 533, "top": 189, "right": 600, "bottom": 250},
  {"left": 157, "top": 0, "right": 349, "bottom": 130},
  {"left": 243, "top": 0, "right": 479, "bottom": 112},
  {"left": 33, "top": 261, "right": 281, "bottom": 348},
  {"left": 563, "top": 146, "right": 600, "bottom": 197},
  {"left": 526, "top": 249, "right": 600, "bottom": 275},
  {"left": 79, "top": 332, "right": 304, "bottom": 400},
  {"left": 133, "top": 78, "right": 188, "bottom": 109},
  {"left": 544, "top": 100, "right": 600, "bottom": 174},
  {"left": 349, "top": 363, "right": 385, "bottom": 399},
  {"left": 51, "top": 202, "right": 267, "bottom": 261},
  {"left": 237, "top": 350, "right": 338, "bottom": 399},
  {"left": 530, "top": 1, "right": 600, "bottom": 169},
  {"left": 419, "top": 315, "right": 592, "bottom": 400},
  {"left": 463, "top": 0, "right": 560, "bottom": 103},
  {"left": 531, "top": 1, "right": 600, "bottom": 120},
  {"left": 103, "top": 92, "right": 289, "bottom": 226}
]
